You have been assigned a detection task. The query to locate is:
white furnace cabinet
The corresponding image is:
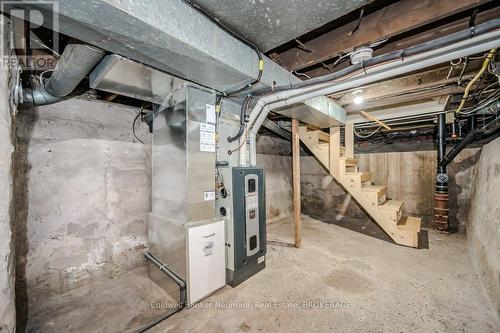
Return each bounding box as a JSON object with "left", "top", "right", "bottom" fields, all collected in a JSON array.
[{"left": 187, "top": 220, "right": 225, "bottom": 304}]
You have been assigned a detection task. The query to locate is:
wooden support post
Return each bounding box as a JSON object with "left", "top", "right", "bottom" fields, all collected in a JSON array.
[
  {"left": 292, "top": 119, "right": 301, "bottom": 248},
  {"left": 345, "top": 123, "right": 354, "bottom": 158},
  {"left": 329, "top": 126, "right": 340, "bottom": 179}
]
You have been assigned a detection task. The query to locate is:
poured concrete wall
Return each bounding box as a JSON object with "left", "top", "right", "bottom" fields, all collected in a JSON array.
[
  {"left": 467, "top": 137, "right": 500, "bottom": 319},
  {"left": 257, "top": 154, "right": 292, "bottom": 223},
  {"left": 301, "top": 149, "right": 479, "bottom": 229},
  {"left": 14, "top": 98, "right": 151, "bottom": 327},
  {"left": 14, "top": 98, "right": 294, "bottom": 327},
  {"left": 256, "top": 134, "right": 293, "bottom": 223},
  {"left": 301, "top": 156, "right": 363, "bottom": 221},
  {"left": 357, "top": 149, "right": 479, "bottom": 228},
  {"left": 0, "top": 15, "right": 16, "bottom": 333}
]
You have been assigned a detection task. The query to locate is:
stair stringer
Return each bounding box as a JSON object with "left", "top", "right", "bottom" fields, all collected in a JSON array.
[{"left": 299, "top": 130, "right": 420, "bottom": 248}]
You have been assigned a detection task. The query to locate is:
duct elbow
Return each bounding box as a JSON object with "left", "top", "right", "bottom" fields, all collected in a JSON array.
[
  {"left": 20, "top": 44, "right": 106, "bottom": 107},
  {"left": 22, "top": 85, "right": 61, "bottom": 106}
]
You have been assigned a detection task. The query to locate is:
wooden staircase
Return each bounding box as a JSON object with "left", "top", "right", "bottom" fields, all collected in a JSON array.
[{"left": 299, "top": 124, "right": 421, "bottom": 248}]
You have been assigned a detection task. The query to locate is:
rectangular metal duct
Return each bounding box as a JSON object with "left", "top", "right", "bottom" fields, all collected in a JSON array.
[
  {"left": 14, "top": 0, "right": 346, "bottom": 128},
  {"left": 91, "top": 55, "right": 345, "bottom": 128},
  {"left": 274, "top": 95, "right": 346, "bottom": 128},
  {"left": 90, "top": 54, "right": 185, "bottom": 103}
]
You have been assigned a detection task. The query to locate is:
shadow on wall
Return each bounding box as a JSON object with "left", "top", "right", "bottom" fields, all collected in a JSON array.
[{"left": 447, "top": 150, "right": 481, "bottom": 231}]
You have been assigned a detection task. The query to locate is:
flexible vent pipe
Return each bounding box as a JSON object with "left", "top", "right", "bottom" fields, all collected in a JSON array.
[{"left": 22, "top": 44, "right": 105, "bottom": 106}]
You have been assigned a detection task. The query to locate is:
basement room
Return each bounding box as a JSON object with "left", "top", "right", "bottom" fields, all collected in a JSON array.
[{"left": 1, "top": 0, "right": 499, "bottom": 332}]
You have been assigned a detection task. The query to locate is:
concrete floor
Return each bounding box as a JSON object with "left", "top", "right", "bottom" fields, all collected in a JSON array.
[{"left": 28, "top": 216, "right": 499, "bottom": 332}]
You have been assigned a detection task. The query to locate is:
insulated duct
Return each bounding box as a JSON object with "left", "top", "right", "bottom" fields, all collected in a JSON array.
[{"left": 22, "top": 44, "right": 105, "bottom": 106}]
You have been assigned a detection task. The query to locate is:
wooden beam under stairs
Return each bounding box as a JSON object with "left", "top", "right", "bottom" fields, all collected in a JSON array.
[{"left": 298, "top": 124, "right": 421, "bottom": 248}]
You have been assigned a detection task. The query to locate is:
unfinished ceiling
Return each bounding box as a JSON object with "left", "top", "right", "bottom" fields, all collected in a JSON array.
[{"left": 192, "top": 0, "right": 370, "bottom": 52}]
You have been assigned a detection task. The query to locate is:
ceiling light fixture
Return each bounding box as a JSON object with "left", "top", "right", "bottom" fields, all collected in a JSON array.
[
  {"left": 352, "top": 89, "right": 364, "bottom": 105},
  {"left": 353, "top": 95, "right": 364, "bottom": 105}
]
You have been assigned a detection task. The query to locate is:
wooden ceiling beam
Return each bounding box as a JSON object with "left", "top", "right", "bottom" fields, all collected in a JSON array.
[
  {"left": 276, "top": 0, "right": 490, "bottom": 72},
  {"left": 300, "top": 6, "right": 500, "bottom": 79}
]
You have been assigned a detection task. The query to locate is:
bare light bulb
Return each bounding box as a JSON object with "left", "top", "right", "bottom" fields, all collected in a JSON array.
[{"left": 353, "top": 95, "right": 364, "bottom": 105}]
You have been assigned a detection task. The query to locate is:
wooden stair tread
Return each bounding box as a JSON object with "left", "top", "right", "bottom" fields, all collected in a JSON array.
[
  {"left": 344, "top": 171, "right": 371, "bottom": 182},
  {"left": 361, "top": 185, "right": 387, "bottom": 197},
  {"left": 306, "top": 124, "right": 322, "bottom": 131},
  {"left": 341, "top": 157, "right": 357, "bottom": 166},
  {"left": 397, "top": 216, "right": 422, "bottom": 232},
  {"left": 315, "top": 131, "right": 330, "bottom": 143},
  {"left": 379, "top": 199, "right": 403, "bottom": 211},
  {"left": 361, "top": 185, "right": 386, "bottom": 192}
]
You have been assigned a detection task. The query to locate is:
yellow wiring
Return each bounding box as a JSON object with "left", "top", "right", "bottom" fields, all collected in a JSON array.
[{"left": 455, "top": 48, "right": 496, "bottom": 113}]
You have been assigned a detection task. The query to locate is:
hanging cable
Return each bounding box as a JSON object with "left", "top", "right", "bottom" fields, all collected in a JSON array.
[
  {"left": 132, "top": 105, "right": 145, "bottom": 144},
  {"left": 455, "top": 48, "right": 497, "bottom": 113},
  {"left": 354, "top": 126, "right": 382, "bottom": 138},
  {"left": 228, "top": 126, "right": 247, "bottom": 155}
]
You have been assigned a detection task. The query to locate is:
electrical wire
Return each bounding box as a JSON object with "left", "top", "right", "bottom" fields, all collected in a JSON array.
[
  {"left": 455, "top": 48, "right": 497, "bottom": 113},
  {"left": 180, "top": 0, "right": 264, "bottom": 96},
  {"left": 30, "top": 37, "right": 61, "bottom": 57},
  {"left": 132, "top": 106, "right": 145, "bottom": 144},
  {"left": 447, "top": 58, "right": 462, "bottom": 79},
  {"left": 459, "top": 89, "right": 500, "bottom": 115},
  {"left": 38, "top": 69, "right": 54, "bottom": 84},
  {"left": 228, "top": 126, "right": 247, "bottom": 155},
  {"left": 354, "top": 126, "right": 382, "bottom": 138}
]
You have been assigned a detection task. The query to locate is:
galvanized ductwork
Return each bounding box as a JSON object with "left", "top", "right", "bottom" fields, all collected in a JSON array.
[{"left": 22, "top": 44, "right": 105, "bottom": 106}]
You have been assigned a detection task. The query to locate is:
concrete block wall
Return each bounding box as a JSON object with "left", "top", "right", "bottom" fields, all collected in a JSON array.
[
  {"left": 0, "top": 14, "right": 16, "bottom": 333},
  {"left": 14, "top": 98, "right": 152, "bottom": 326},
  {"left": 467, "top": 137, "right": 500, "bottom": 319}
]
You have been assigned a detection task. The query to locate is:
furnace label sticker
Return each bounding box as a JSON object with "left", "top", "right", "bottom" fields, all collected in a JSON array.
[
  {"left": 200, "top": 123, "right": 215, "bottom": 152},
  {"left": 206, "top": 104, "right": 216, "bottom": 124},
  {"left": 203, "top": 191, "right": 216, "bottom": 201}
]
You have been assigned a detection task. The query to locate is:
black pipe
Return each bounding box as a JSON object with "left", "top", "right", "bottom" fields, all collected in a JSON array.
[
  {"left": 436, "top": 113, "right": 447, "bottom": 190},
  {"left": 434, "top": 113, "right": 449, "bottom": 232},
  {"left": 440, "top": 127, "right": 478, "bottom": 168},
  {"left": 136, "top": 252, "right": 186, "bottom": 333},
  {"left": 439, "top": 117, "right": 500, "bottom": 167}
]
